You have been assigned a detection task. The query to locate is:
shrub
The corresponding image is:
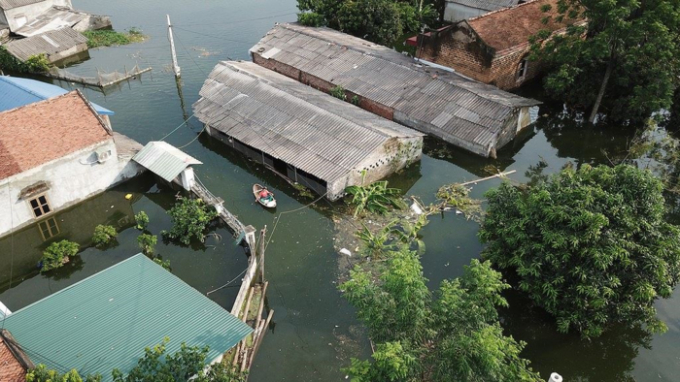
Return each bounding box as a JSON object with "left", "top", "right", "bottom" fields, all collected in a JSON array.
[
  {"left": 351, "top": 95, "right": 360, "bottom": 106},
  {"left": 163, "top": 197, "right": 218, "bottom": 245},
  {"left": 92, "top": 225, "right": 117, "bottom": 247},
  {"left": 135, "top": 211, "right": 149, "bottom": 230},
  {"left": 41, "top": 240, "right": 79, "bottom": 272},
  {"left": 329, "top": 85, "right": 347, "bottom": 101},
  {"left": 82, "top": 29, "right": 146, "bottom": 48},
  {"left": 137, "top": 233, "right": 157, "bottom": 255},
  {"left": 0, "top": 47, "right": 50, "bottom": 73},
  {"left": 345, "top": 181, "right": 405, "bottom": 217}
]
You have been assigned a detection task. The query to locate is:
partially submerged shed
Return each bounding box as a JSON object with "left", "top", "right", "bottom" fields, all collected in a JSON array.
[
  {"left": 194, "top": 61, "right": 424, "bottom": 200},
  {"left": 132, "top": 141, "right": 202, "bottom": 191},
  {"left": 13, "top": 6, "right": 110, "bottom": 37},
  {"left": 1, "top": 254, "right": 253, "bottom": 381},
  {"left": 250, "top": 23, "right": 540, "bottom": 158},
  {"left": 3, "top": 26, "right": 87, "bottom": 64}
]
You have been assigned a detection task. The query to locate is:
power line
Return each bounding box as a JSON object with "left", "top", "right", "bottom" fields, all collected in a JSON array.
[{"left": 172, "top": 26, "right": 255, "bottom": 46}]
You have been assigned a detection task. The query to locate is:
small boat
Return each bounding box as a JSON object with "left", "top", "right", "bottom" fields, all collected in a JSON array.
[{"left": 253, "top": 184, "right": 276, "bottom": 208}]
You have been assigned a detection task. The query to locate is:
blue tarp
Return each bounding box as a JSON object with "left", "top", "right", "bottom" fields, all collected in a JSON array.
[{"left": 0, "top": 76, "right": 114, "bottom": 115}]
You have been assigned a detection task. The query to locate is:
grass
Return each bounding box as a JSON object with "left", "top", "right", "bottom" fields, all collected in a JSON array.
[{"left": 83, "top": 28, "right": 146, "bottom": 48}]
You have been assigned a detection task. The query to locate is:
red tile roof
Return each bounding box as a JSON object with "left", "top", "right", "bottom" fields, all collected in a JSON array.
[
  {"left": 468, "top": 0, "right": 580, "bottom": 52},
  {"left": 0, "top": 91, "right": 111, "bottom": 180},
  {"left": 0, "top": 330, "right": 30, "bottom": 382}
]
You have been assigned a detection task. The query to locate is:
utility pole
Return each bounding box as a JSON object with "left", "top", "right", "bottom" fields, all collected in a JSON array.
[{"left": 167, "top": 14, "right": 180, "bottom": 78}]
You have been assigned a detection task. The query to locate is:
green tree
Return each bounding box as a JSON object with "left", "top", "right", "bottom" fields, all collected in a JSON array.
[
  {"left": 26, "top": 365, "right": 101, "bottom": 382},
  {"left": 340, "top": 249, "right": 541, "bottom": 381},
  {"left": 163, "top": 196, "right": 218, "bottom": 245},
  {"left": 479, "top": 164, "right": 680, "bottom": 338},
  {"left": 530, "top": 0, "right": 680, "bottom": 123},
  {"left": 297, "top": 0, "right": 436, "bottom": 46},
  {"left": 92, "top": 224, "right": 118, "bottom": 247},
  {"left": 41, "top": 240, "right": 80, "bottom": 272}
]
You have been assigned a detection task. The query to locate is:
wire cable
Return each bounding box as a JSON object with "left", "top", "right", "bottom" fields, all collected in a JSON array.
[{"left": 206, "top": 267, "right": 249, "bottom": 296}]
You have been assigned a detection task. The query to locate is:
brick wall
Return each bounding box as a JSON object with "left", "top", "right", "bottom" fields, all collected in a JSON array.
[
  {"left": 417, "top": 26, "right": 541, "bottom": 90},
  {"left": 254, "top": 53, "right": 395, "bottom": 120}
]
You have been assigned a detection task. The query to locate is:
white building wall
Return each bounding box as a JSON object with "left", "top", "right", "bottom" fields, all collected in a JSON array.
[
  {"left": 2, "top": 0, "right": 72, "bottom": 31},
  {"left": 0, "top": 137, "right": 143, "bottom": 237}
]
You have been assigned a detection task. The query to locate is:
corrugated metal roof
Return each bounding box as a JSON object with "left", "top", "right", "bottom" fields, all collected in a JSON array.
[
  {"left": 0, "top": 0, "right": 42, "bottom": 10},
  {"left": 3, "top": 27, "right": 87, "bottom": 62},
  {"left": 0, "top": 76, "right": 114, "bottom": 115},
  {"left": 2, "top": 254, "right": 252, "bottom": 381},
  {"left": 14, "top": 6, "right": 89, "bottom": 37},
  {"left": 193, "top": 61, "right": 423, "bottom": 183},
  {"left": 446, "top": 0, "right": 520, "bottom": 11},
  {"left": 250, "top": 23, "right": 540, "bottom": 156},
  {"left": 132, "top": 141, "right": 202, "bottom": 182}
]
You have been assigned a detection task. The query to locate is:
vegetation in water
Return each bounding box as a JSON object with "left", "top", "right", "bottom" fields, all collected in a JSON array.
[
  {"left": 435, "top": 183, "right": 483, "bottom": 222},
  {"left": 163, "top": 196, "right": 218, "bottom": 245},
  {"left": 293, "top": 183, "right": 314, "bottom": 199},
  {"left": 134, "top": 211, "right": 149, "bottom": 230},
  {"left": 329, "top": 85, "right": 347, "bottom": 101},
  {"left": 26, "top": 339, "right": 246, "bottom": 382},
  {"left": 0, "top": 47, "right": 50, "bottom": 73},
  {"left": 346, "top": 181, "right": 406, "bottom": 217},
  {"left": 530, "top": 0, "right": 680, "bottom": 123},
  {"left": 340, "top": 248, "right": 541, "bottom": 381},
  {"left": 92, "top": 224, "right": 118, "bottom": 248},
  {"left": 137, "top": 233, "right": 157, "bottom": 255},
  {"left": 297, "top": 0, "right": 438, "bottom": 46},
  {"left": 41, "top": 240, "right": 79, "bottom": 272},
  {"left": 153, "top": 257, "right": 171, "bottom": 271},
  {"left": 479, "top": 164, "right": 680, "bottom": 338},
  {"left": 83, "top": 28, "right": 146, "bottom": 48}
]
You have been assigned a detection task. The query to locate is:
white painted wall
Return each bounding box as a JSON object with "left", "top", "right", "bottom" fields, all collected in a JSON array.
[
  {"left": 0, "top": 137, "right": 143, "bottom": 237},
  {"left": 1, "top": 0, "right": 72, "bottom": 31}
]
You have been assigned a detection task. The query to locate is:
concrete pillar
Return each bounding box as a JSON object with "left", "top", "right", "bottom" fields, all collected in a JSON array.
[
  {"left": 244, "top": 225, "right": 257, "bottom": 250},
  {"left": 549, "top": 373, "right": 563, "bottom": 382},
  {"left": 181, "top": 167, "right": 195, "bottom": 191}
]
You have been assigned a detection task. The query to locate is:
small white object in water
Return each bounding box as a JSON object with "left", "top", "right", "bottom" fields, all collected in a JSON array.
[
  {"left": 411, "top": 202, "right": 423, "bottom": 215},
  {"left": 339, "top": 248, "right": 352, "bottom": 257},
  {"left": 455, "top": 209, "right": 463, "bottom": 215}
]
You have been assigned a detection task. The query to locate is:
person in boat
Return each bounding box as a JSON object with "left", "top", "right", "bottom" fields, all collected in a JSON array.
[{"left": 259, "top": 188, "right": 273, "bottom": 201}]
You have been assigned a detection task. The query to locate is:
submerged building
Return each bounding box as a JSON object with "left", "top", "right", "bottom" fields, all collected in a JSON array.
[
  {"left": 0, "top": 90, "right": 143, "bottom": 237},
  {"left": 250, "top": 23, "right": 540, "bottom": 158},
  {"left": 194, "top": 61, "right": 424, "bottom": 200},
  {"left": 1, "top": 254, "right": 253, "bottom": 381}
]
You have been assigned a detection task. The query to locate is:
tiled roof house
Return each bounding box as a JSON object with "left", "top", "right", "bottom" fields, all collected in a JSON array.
[{"left": 417, "top": 0, "right": 585, "bottom": 90}]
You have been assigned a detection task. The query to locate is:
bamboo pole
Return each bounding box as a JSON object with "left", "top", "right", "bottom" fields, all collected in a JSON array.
[
  {"left": 251, "top": 309, "right": 274, "bottom": 360},
  {"left": 458, "top": 170, "right": 516, "bottom": 186},
  {"left": 258, "top": 226, "right": 267, "bottom": 282}
]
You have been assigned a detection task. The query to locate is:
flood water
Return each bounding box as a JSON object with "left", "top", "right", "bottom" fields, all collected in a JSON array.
[{"left": 1, "top": 0, "right": 678, "bottom": 381}]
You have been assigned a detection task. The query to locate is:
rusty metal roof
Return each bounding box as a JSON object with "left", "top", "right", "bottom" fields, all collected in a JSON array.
[
  {"left": 3, "top": 27, "right": 86, "bottom": 62},
  {"left": 193, "top": 61, "right": 423, "bottom": 183},
  {"left": 250, "top": 23, "right": 539, "bottom": 155}
]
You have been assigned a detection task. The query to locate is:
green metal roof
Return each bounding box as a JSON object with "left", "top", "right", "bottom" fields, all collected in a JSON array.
[{"left": 2, "top": 254, "right": 252, "bottom": 380}]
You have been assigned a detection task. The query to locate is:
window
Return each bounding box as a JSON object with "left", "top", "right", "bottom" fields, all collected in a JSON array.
[
  {"left": 38, "top": 217, "right": 60, "bottom": 241},
  {"left": 517, "top": 58, "right": 529, "bottom": 80},
  {"left": 29, "top": 194, "right": 51, "bottom": 218}
]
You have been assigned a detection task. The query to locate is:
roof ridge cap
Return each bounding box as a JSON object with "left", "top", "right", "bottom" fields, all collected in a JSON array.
[{"left": 72, "top": 89, "right": 113, "bottom": 136}]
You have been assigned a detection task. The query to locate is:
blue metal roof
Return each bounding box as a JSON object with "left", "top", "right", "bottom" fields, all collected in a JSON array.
[
  {"left": 2, "top": 254, "right": 252, "bottom": 380},
  {"left": 0, "top": 76, "right": 114, "bottom": 115}
]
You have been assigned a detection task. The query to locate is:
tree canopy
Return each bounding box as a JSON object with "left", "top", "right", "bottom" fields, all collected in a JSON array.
[
  {"left": 297, "top": 0, "right": 438, "bottom": 46},
  {"left": 340, "top": 248, "right": 541, "bottom": 381},
  {"left": 530, "top": 0, "right": 680, "bottom": 123},
  {"left": 479, "top": 164, "right": 680, "bottom": 338}
]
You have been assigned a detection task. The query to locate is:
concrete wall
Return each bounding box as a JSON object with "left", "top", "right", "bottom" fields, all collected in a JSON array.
[
  {"left": 0, "top": 138, "right": 143, "bottom": 237},
  {"left": 444, "top": 3, "right": 488, "bottom": 23},
  {"left": 2, "top": 0, "right": 72, "bottom": 31}
]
